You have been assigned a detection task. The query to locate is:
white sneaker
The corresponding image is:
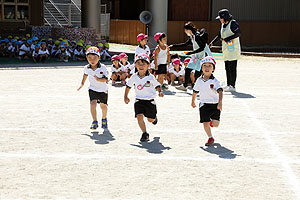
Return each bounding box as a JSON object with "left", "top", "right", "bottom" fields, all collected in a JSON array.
[
  {"left": 224, "top": 86, "right": 236, "bottom": 92},
  {"left": 176, "top": 85, "right": 187, "bottom": 91}
]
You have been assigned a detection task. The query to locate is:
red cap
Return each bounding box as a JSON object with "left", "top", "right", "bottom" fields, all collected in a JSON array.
[
  {"left": 137, "top": 33, "right": 147, "bottom": 42},
  {"left": 111, "top": 55, "right": 120, "bottom": 61},
  {"left": 154, "top": 32, "right": 165, "bottom": 41},
  {"left": 184, "top": 57, "right": 191, "bottom": 64},
  {"left": 172, "top": 58, "right": 181, "bottom": 65},
  {"left": 119, "top": 53, "right": 128, "bottom": 59}
]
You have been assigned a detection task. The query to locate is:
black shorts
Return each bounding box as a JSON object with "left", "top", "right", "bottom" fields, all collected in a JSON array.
[
  {"left": 155, "top": 64, "right": 167, "bottom": 75},
  {"left": 199, "top": 103, "right": 221, "bottom": 123},
  {"left": 134, "top": 99, "right": 157, "bottom": 119},
  {"left": 88, "top": 89, "right": 108, "bottom": 104}
]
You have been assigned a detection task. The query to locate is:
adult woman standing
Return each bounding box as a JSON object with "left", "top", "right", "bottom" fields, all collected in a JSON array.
[
  {"left": 170, "top": 22, "right": 212, "bottom": 91},
  {"left": 209, "top": 9, "right": 241, "bottom": 92}
]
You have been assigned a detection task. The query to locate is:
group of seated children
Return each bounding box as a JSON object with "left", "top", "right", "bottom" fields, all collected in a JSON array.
[{"left": 0, "top": 34, "right": 111, "bottom": 63}]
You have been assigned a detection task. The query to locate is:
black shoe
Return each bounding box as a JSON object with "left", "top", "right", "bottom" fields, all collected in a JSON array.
[
  {"left": 152, "top": 117, "right": 158, "bottom": 125},
  {"left": 140, "top": 132, "right": 149, "bottom": 142}
]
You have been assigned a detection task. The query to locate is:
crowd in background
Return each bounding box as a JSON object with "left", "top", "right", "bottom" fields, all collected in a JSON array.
[{"left": 0, "top": 34, "right": 111, "bottom": 63}]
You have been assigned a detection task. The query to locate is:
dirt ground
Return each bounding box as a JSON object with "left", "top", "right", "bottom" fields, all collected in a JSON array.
[{"left": 0, "top": 56, "right": 300, "bottom": 200}]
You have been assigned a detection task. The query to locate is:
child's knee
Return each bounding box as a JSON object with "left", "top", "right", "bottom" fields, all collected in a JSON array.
[
  {"left": 100, "top": 103, "right": 107, "bottom": 109},
  {"left": 212, "top": 120, "right": 220, "bottom": 127}
]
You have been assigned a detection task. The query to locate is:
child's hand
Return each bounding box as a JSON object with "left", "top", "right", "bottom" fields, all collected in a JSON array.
[
  {"left": 158, "top": 91, "right": 164, "bottom": 97},
  {"left": 191, "top": 101, "right": 196, "bottom": 108},
  {"left": 77, "top": 84, "right": 84, "bottom": 91},
  {"left": 124, "top": 97, "right": 130, "bottom": 104},
  {"left": 217, "top": 102, "right": 222, "bottom": 111}
]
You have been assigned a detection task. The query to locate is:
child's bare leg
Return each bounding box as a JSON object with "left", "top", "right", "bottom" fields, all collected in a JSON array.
[
  {"left": 137, "top": 114, "right": 146, "bottom": 133},
  {"left": 211, "top": 120, "right": 220, "bottom": 127},
  {"left": 158, "top": 74, "right": 164, "bottom": 85},
  {"left": 100, "top": 103, "right": 107, "bottom": 119},
  {"left": 190, "top": 73, "right": 195, "bottom": 84},
  {"left": 170, "top": 74, "right": 176, "bottom": 82},
  {"left": 203, "top": 122, "right": 212, "bottom": 137},
  {"left": 90, "top": 100, "right": 97, "bottom": 121},
  {"left": 179, "top": 76, "right": 184, "bottom": 82}
]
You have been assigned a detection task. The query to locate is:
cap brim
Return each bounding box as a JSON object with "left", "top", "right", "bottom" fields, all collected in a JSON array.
[{"left": 215, "top": 16, "right": 220, "bottom": 19}]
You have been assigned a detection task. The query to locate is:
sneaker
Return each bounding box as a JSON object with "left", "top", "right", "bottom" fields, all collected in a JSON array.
[
  {"left": 121, "top": 80, "right": 126, "bottom": 85},
  {"left": 210, "top": 121, "right": 213, "bottom": 127},
  {"left": 101, "top": 118, "right": 108, "bottom": 129},
  {"left": 152, "top": 117, "right": 158, "bottom": 125},
  {"left": 223, "top": 85, "right": 230, "bottom": 91},
  {"left": 176, "top": 85, "right": 187, "bottom": 91},
  {"left": 112, "top": 81, "right": 116, "bottom": 86},
  {"left": 224, "top": 86, "right": 236, "bottom": 92},
  {"left": 90, "top": 121, "right": 98, "bottom": 130},
  {"left": 140, "top": 132, "right": 149, "bottom": 142},
  {"left": 171, "top": 82, "right": 176, "bottom": 86},
  {"left": 205, "top": 137, "right": 214, "bottom": 146}
]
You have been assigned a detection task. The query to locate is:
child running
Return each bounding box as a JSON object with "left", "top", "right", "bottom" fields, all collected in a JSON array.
[
  {"left": 77, "top": 46, "right": 109, "bottom": 130},
  {"left": 124, "top": 53, "right": 164, "bottom": 142},
  {"left": 154, "top": 32, "right": 170, "bottom": 89},
  {"left": 191, "top": 56, "right": 223, "bottom": 146}
]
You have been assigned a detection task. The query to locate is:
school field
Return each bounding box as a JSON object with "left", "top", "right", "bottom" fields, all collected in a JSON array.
[{"left": 0, "top": 55, "right": 300, "bottom": 200}]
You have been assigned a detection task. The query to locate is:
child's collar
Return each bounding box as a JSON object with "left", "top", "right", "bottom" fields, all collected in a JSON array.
[
  {"left": 88, "top": 62, "right": 100, "bottom": 69},
  {"left": 137, "top": 70, "right": 150, "bottom": 78},
  {"left": 201, "top": 74, "right": 214, "bottom": 80}
]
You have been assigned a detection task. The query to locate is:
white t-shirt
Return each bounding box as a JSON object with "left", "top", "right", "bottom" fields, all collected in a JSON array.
[
  {"left": 126, "top": 71, "right": 161, "bottom": 100},
  {"left": 31, "top": 44, "right": 36, "bottom": 51},
  {"left": 168, "top": 63, "right": 174, "bottom": 72},
  {"left": 84, "top": 63, "right": 109, "bottom": 93},
  {"left": 38, "top": 49, "right": 49, "bottom": 55},
  {"left": 19, "top": 44, "right": 30, "bottom": 56},
  {"left": 150, "top": 61, "right": 155, "bottom": 70},
  {"left": 119, "top": 61, "right": 131, "bottom": 73},
  {"left": 193, "top": 75, "right": 222, "bottom": 104},
  {"left": 56, "top": 49, "right": 71, "bottom": 57},
  {"left": 32, "top": 50, "right": 39, "bottom": 57},
  {"left": 169, "top": 66, "right": 185, "bottom": 77},
  {"left": 135, "top": 45, "right": 150, "bottom": 59},
  {"left": 74, "top": 48, "right": 84, "bottom": 56},
  {"left": 111, "top": 64, "right": 126, "bottom": 73}
]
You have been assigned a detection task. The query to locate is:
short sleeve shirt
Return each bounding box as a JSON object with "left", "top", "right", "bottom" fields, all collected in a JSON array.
[
  {"left": 193, "top": 75, "right": 222, "bottom": 103},
  {"left": 84, "top": 63, "right": 109, "bottom": 93}
]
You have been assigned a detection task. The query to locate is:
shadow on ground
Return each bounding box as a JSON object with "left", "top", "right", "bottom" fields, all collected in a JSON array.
[
  {"left": 131, "top": 137, "right": 171, "bottom": 154},
  {"left": 200, "top": 143, "right": 240, "bottom": 159},
  {"left": 82, "top": 129, "right": 115, "bottom": 144},
  {"left": 228, "top": 91, "right": 256, "bottom": 98}
]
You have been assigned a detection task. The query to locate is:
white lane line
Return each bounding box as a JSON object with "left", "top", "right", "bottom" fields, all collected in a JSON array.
[
  {"left": 242, "top": 101, "right": 300, "bottom": 199},
  {"left": 0, "top": 152, "right": 300, "bottom": 164}
]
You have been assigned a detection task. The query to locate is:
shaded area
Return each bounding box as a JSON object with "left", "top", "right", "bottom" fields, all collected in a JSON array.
[
  {"left": 200, "top": 143, "right": 240, "bottom": 159},
  {"left": 82, "top": 129, "right": 115, "bottom": 145},
  {"left": 131, "top": 137, "right": 171, "bottom": 154},
  {"left": 231, "top": 91, "right": 256, "bottom": 99}
]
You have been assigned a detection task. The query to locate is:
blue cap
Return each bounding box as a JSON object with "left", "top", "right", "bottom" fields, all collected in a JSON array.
[
  {"left": 35, "top": 44, "right": 41, "bottom": 49},
  {"left": 60, "top": 44, "right": 65, "bottom": 48},
  {"left": 27, "top": 40, "right": 32, "bottom": 44},
  {"left": 4, "top": 38, "right": 9, "bottom": 43},
  {"left": 32, "top": 36, "right": 38, "bottom": 41}
]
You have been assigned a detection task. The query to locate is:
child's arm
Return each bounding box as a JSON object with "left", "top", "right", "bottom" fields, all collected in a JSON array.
[
  {"left": 124, "top": 86, "right": 131, "bottom": 104},
  {"left": 93, "top": 75, "right": 108, "bottom": 82},
  {"left": 167, "top": 46, "right": 170, "bottom": 66},
  {"left": 154, "top": 48, "right": 159, "bottom": 70},
  {"left": 191, "top": 92, "right": 197, "bottom": 108},
  {"left": 77, "top": 74, "right": 88, "bottom": 91},
  {"left": 217, "top": 89, "right": 223, "bottom": 111}
]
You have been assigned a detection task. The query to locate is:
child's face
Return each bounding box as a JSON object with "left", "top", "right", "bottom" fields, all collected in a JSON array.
[
  {"left": 140, "top": 38, "right": 147, "bottom": 46},
  {"left": 136, "top": 60, "right": 149, "bottom": 73},
  {"left": 159, "top": 37, "right": 167, "bottom": 44},
  {"left": 112, "top": 60, "right": 119, "bottom": 66},
  {"left": 86, "top": 54, "right": 100, "bottom": 66},
  {"left": 174, "top": 64, "right": 180, "bottom": 70},
  {"left": 202, "top": 63, "right": 214, "bottom": 75},
  {"left": 121, "top": 57, "right": 127, "bottom": 63},
  {"left": 33, "top": 41, "right": 37, "bottom": 44},
  {"left": 41, "top": 43, "right": 46, "bottom": 48}
]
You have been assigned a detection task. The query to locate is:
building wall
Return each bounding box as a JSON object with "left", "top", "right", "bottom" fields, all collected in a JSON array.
[
  {"left": 168, "top": 0, "right": 210, "bottom": 21},
  {"left": 211, "top": 0, "right": 300, "bottom": 21}
]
